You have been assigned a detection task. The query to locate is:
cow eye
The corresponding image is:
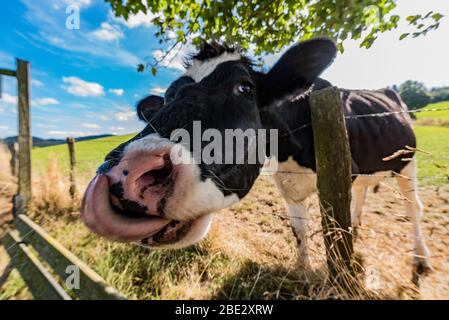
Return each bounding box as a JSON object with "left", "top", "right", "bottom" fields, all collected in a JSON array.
[{"left": 234, "top": 82, "right": 253, "bottom": 96}]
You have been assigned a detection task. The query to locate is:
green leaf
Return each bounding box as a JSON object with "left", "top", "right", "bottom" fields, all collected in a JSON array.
[
  {"left": 105, "top": 0, "right": 443, "bottom": 67},
  {"left": 137, "top": 63, "right": 145, "bottom": 73},
  {"left": 399, "top": 33, "right": 409, "bottom": 40},
  {"left": 151, "top": 67, "right": 157, "bottom": 76},
  {"left": 432, "top": 12, "right": 443, "bottom": 22}
]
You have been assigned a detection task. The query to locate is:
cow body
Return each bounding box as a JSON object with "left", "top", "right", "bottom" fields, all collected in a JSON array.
[
  {"left": 267, "top": 79, "right": 430, "bottom": 271},
  {"left": 81, "top": 39, "right": 431, "bottom": 275},
  {"left": 271, "top": 78, "right": 415, "bottom": 175}
]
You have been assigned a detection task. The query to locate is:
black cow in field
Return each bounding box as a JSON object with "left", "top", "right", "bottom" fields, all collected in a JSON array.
[{"left": 81, "top": 39, "right": 431, "bottom": 274}]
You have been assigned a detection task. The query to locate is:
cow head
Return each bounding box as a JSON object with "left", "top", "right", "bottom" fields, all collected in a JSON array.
[{"left": 81, "top": 39, "right": 336, "bottom": 249}]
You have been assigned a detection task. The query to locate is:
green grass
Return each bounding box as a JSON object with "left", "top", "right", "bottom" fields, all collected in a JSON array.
[
  {"left": 413, "top": 125, "right": 449, "bottom": 185},
  {"left": 31, "top": 125, "right": 448, "bottom": 185},
  {"left": 416, "top": 101, "right": 449, "bottom": 119},
  {"left": 32, "top": 134, "right": 135, "bottom": 176},
  {"left": 6, "top": 124, "right": 448, "bottom": 300}
]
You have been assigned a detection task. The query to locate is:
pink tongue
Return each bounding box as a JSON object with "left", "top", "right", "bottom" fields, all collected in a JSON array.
[{"left": 81, "top": 175, "right": 170, "bottom": 242}]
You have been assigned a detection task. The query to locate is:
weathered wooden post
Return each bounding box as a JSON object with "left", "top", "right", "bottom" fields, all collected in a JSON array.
[
  {"left": 310, "top": 87, "right": 354, "bottom": 283},
  {"left": 8, "top": 142, "right": 19, "bottom": 177},
  {"left": 16, "top": 59, "right": 32, "bottom": 210},
  {"left": 66, "top": 137, "right": 77, "bottom": 199}
]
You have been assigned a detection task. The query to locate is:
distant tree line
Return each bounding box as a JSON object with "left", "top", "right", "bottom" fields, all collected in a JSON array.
[{"left": 390, "top": 81, "right": 449, "bottom": 110}]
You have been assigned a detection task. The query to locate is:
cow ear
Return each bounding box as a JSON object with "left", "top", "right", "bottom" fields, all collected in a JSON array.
[
  {"left": 258, "top": 38, "right": 337, "bottom": 107},
  {"left": 165, "top": 76, "right": 195, "bottom": 103},
  {"left": 136, "top": 95, "right": 164, "bottom": 122}
]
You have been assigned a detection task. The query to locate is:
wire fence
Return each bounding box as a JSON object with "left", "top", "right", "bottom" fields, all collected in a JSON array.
[
  {"left": 285, "top": 105, "right": 449, "bottom": 136},
  {"left": 1, "top": 93, "right": 449, "bottom": 297}
]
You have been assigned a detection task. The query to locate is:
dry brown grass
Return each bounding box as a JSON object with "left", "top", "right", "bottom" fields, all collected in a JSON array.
[
  {"left": 0, "top": 144, "right": 15, "bottom": 235},
  {"left": 1, "top": 153, "right": 448, "bottom": 300},
  {"left": 415, "top": 117, "right": 449, "bottom": 128},
  {"left": 0, "top": 144, "right": 15, "bottom": 196},
  {"left": 29, "top": 156, "right": 96, "bottom": 224},
  {"left": 30, "top": 158, "right": 75, "bottom": 220}
]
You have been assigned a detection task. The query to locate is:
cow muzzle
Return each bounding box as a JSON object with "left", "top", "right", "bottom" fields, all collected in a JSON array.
[
  {"left": 80, "top": 132, "right": 242, "bottom": 249},
  {"left": 81, "top": 134, "right": 217, "bottom": 247}
]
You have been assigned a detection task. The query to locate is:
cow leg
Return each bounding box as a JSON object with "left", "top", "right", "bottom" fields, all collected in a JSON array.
[
  {"left": 272, "top": 158, "right": 317, "bottom": 267},
  {"left": 395, "top": 160, "right": 432, "bottom": 275},
  {"left": 287, "top": 202, "right": 310, "bottom": 266},
  {"left": 351, "top": 186, "right": 367, "bottom": 227}
]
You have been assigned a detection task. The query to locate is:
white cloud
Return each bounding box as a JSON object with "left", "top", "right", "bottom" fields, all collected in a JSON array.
[
  {"left": 110, "top": 126, "right": 126, "bottom": 135},
  {"left": 36, "top": 123, "right": 56, "bottom": 128},
  {"left": 82, "top": 123, "right": 101, "bottom": 129},
  {"left": 61, "top": 0, "right": 92, "bottom": 8},
  {"left": 1, "top": 93, "right": 17, "bottom": 105},
  {"left": 47, "top": 130, "right": 99, "bottom": 137},
  {"left": 0, "top": 125, "right": 9, "bottom": 130},
  {"left": 31, "top": 79, "right": 44, "bottom": 87},
  {"left": 109, "top": 88, "right": 125, "bottom": 96},
  {"left": 113, "top": 10, "right": 155, "bottom": 29},
  {"left": 152, "top": 48, "right": 184, "bottom": 71},
  {"left": 32, "top": 97, "right": 59, "bottom": 106},
  {"left": 84, "top": 112, "right": 111, "bottom": 121},
  {"left": 21, "top": 1, "right": 140, "bottom": 68},
  {"left": 150, "top": 86, "right": 167, "bottom": 95},
  {"left": 166, "top": 30, "right": 177, "bottom": 40},
  {"left": 152, "top": 42, "right": 194, "bottom": 71},
  {"left": 115, "top": 106, "right": 135, "bottom": 121},
  {"left": 63, "top": 76, "right": 105, "bottom": 97},
  {"left": 92, "top": 22, "right": 123, "bottom": 41},
  {"left": 70, "top": 103, "right": 89, "bottom": 109}
]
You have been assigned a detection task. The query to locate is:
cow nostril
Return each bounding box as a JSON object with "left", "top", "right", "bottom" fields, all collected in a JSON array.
[
  {"left": 110, "top": 182, "right": 124, "bottom": 199},
  {"left": 139, "top": 162, "right": 173, "bottom": 189}
]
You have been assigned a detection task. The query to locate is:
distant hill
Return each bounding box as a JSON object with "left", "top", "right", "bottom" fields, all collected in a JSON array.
[
  {"left": 74, "top": 134, "right": 114, "bottom": 143},
  {"left": 1, "top": 134, "right": 114, "bottom": 147}
]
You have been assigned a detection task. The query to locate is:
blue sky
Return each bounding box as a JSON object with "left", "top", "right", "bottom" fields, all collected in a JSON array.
[{"left": 0, "top": 0, "right": 448, "bottom": 139}]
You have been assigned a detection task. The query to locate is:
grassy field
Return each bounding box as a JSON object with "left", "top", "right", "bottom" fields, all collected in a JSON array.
[
  {"left": 416, "top": 101, "right": 449, "bottom": 119},
  {"left": 32, "top": 134, "right": 134, "bottom": 176},
  {"left": 31, "top": 125, "right": 449, "bottom": 185},
  {"left": 414, "top": 125, "right": 449, "bottom": 185},
  {"left": 1, "top": 112, "right": 448, "bottom": 300}
]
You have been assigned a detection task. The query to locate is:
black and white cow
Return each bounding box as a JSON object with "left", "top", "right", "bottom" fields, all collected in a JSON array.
[{"left": 81, "top": 39, "right": 431, "bottom": 274}]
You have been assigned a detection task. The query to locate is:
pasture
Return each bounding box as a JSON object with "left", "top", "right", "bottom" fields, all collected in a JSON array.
[
  {"left": 30, "top": 125, "right": 449, "bottom": 185},
  {"left": 1, "top": 120, "right": 448, "bottom": 300},
  {"left": 416, "top": 101, "right": 449, "bottom": 119},
  {"left": 416, "top": 101, "right": 449, "bottom": 128}
]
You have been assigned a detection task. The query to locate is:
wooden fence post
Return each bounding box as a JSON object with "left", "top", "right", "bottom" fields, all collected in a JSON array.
[
  {"left": 16, "top": 59, "right": 32, "bottom": 209},
  {"left": 310, "top": 87, "right": 355, "bottom": 283},
  {"left": 66, "top": 137, "right": 77, "bottom": 199},
  {"left": 8, "top": 142, "right": 19, "bottom": 177}
]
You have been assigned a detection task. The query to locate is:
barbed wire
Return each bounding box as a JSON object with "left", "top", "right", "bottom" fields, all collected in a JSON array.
[
  {"left": 265, "top": 170, "right": 449, "bottom": 180},
  {"left": 24, "top": 106, "right": 449, "bottom": 143},
  {"left": 285, "top": 106, "right": 449, "bottom": 136},
  {"left": 344, "top": 106, "right": 449, "bottom": 120},
  {"left": 2, "top": 106, "right": 448, "bottom": 266}
]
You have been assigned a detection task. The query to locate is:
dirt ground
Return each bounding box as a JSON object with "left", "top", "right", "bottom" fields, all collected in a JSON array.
[
  {"left": 214, "top": 174, "right": 449, "bottom": 299},
  {"left": 0, "top": 167, "right": 448, "bottom": 299},
  {"left": 0, "top": 147, "right": 14, "bottom": 236}
]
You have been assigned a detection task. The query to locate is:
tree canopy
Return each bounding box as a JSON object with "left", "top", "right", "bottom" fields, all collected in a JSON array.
[
  {"left": 106, "top": 0, "right": 443, "bottom": 72},
  {"left": 399, "top": 80, "right": 431, "bottom": 110}
]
